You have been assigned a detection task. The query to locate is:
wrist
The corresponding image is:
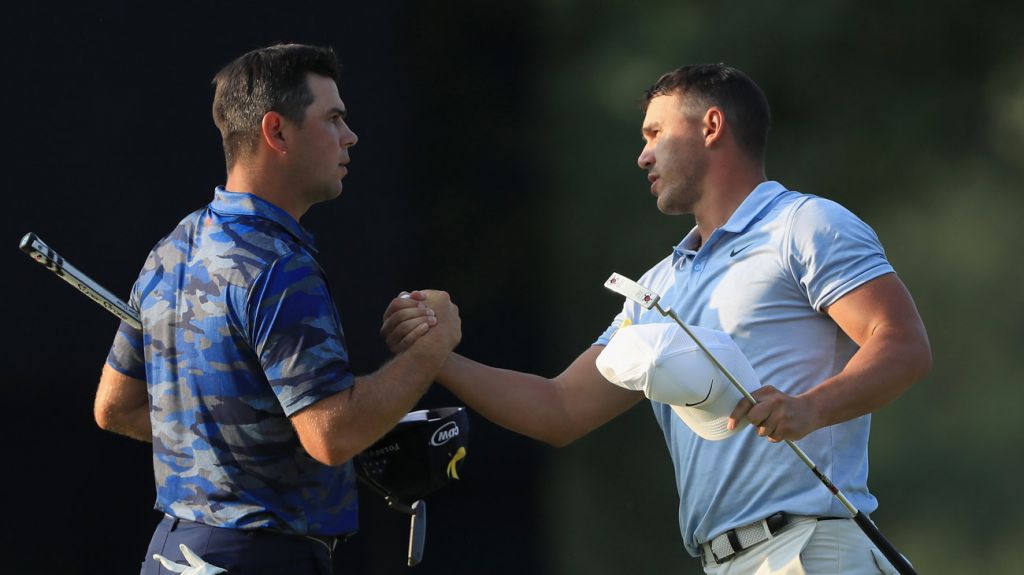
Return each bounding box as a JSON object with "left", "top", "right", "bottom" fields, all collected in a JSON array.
[{"left": 797, "top": 387, "right": 831, "bottom": 432}]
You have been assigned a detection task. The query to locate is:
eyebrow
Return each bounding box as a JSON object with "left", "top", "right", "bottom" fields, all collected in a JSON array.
[
  {"left": 329, "top": 107, "right": 348, "bottom": 119},
  {"left": 641, "top": 122, "right": 660, "bottom": 136}
]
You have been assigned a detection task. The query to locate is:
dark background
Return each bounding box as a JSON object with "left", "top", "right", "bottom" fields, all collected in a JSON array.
[{"left": 5, "top": 1, "right": 1024, "bottom": 574}]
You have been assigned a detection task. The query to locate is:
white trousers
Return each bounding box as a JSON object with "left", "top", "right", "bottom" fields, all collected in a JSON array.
[{"left": 701, "top": 518, "right": 904, "bottom": 575}]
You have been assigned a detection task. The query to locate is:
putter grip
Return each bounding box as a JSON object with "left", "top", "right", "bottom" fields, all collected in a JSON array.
[{"left": 853, "top": 511, "right": 917, "bottom": 575}]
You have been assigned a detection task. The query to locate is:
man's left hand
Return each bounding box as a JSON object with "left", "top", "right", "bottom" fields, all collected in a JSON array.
[{"left": 728, "top": 386, "right": 821, "bottom": 443}]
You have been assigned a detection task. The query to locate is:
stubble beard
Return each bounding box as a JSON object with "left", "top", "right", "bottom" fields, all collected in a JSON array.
[{"left": 657, "top": 153, "right": 708, "bottom": 216}]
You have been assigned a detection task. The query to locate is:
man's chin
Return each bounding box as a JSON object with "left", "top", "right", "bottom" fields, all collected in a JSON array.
[
  {"left": 325, "top": 181, "right": 344, "bottom": 200},
  {"left": 655, "top": 197, "right": 683, "bottom": 215},
  {"left": 655, "top": 192, "right": 695, "bottom": 216},
  {"left": 309, "top": 183, "right": 344, "bottom": 206}
]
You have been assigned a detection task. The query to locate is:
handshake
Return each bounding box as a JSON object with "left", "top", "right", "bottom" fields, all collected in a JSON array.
[{"left": 379, "top": 290, "right": 463, "bottom": 358}]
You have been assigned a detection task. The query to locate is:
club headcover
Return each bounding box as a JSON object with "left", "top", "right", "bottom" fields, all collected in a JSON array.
[{"left": 355, "top": 406, "right": 469, "bottom": 506}]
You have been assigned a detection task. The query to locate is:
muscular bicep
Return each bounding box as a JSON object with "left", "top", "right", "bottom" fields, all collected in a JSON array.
[
  {"left": 808, "top": 273, "right": 930, "bottom": 424},
  {"left": 824, "top": 273, "right": 928, "bottom": 347},
  {"left": 552, "top": 346, "right": 645, "bottom": 440}
]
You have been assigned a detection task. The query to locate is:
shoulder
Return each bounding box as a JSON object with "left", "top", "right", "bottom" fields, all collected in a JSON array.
[
  {"left": 259, "top": 248, "right": 324, "bottom": 286},
  {"left": 777, "top": 193, "right": 884, "bottom": 258},
  {"left": 206, "top": 213, "right": 322, "bottom": 287},
  {"left": 786, "top": 194, "right": 869, "bottom": 231},
  {"left": 247, "top": 247, "right": 328, "bottom": 311}
]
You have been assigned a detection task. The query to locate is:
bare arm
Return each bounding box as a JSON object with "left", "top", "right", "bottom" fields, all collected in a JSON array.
[
  {"left": 94, "top": 363, "right": 152, "bottom": 442},
  {"left": 436, "top": 347, "right": 643, "bottom": 447},
  {"left": 289, "top": 290, "right": 461, "bottom": 466},
  {"left": 730, "top": 273, "right": 932, "bottom": 441},
  {"left": 382, "top": 293, "right": 642, "bottom": 446}
]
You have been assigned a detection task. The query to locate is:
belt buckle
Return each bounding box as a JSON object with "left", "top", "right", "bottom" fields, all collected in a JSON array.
[
  {"left": 702, "top": 533, "right": 737, "bottom": 566},
  {"left": 705, "top": 512, "right": 790, "bottom": 566},
  {"left": 711, "top": 543, "right": 736, "bottom": 565}
]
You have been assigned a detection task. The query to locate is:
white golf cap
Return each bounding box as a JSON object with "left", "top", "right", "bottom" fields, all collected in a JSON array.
[{"left": 596, "top": 322, "right": 761, "bottom": 440}]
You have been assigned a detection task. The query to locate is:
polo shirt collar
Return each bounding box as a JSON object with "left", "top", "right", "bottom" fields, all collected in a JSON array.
[
  {"left": 671, "top": 180, "right": 788, "bottom": 263},
  {"left": 211, "top": 186, "right": 318, "bottom": 253},
  {"left": 719, "top": 180, "right": 788, "bottom": 234}
]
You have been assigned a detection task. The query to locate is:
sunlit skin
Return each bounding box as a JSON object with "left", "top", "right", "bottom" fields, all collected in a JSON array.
[
  {"left": 637, "top": 93, "right": 710, "bottom": 216},
  {"left": 635, "top": 93, "right": 765, "bottom": 246},
  {"left": 379, "top": 89, "right": 930, "bottom": 447}
]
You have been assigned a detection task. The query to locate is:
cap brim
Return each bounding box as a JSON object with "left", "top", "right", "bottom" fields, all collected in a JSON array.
[
  {"left": 654, "top": 327, "right": 761, "bottom": 441},
  {"left": 669, "top": 377, "right": 746, "bottom": 440}
]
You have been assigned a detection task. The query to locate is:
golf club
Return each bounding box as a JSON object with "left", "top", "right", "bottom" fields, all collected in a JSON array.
[
  {"left": 20, "top": 232, "right": 141, "bottom": 329},
  {"left": 604, "top": 272, "right": 917, "bottom": 575}
]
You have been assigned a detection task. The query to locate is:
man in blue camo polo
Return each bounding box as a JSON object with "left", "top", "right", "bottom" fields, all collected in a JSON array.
[{"left": 94, "top": 44, "right": 461, "bottom": 575}]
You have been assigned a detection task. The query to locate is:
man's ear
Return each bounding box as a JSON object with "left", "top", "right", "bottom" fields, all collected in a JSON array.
[
  {"left": 261, "top": 111, "right": 288, "bottom": 154},
  {"left": 702, "top": 107, "right": 725, "bottom": 147}
]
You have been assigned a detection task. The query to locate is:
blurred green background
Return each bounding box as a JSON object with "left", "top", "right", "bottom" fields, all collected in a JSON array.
[{"left": 7, "top": 1, "right": 1023, "bottom": 573}]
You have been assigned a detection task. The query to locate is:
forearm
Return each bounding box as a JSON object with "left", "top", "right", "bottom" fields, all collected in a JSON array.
[
  {"left": 802, "top": 324, "right": 932, "bottom": 427},
  {"left": 293, "top": 331, "right": 457, "bottom": 466},
  {"left": 94, "top": 364, "right": 152, "bottom": 443},
  {"left": 99, "top": 406, "right": 153, "bottom": 443},
  {"left": 437, "top": 348, "right": 641, "bottom": 446},
  {"left": 437, "top": 353, "right": 577, "bottom": 445},
  {"left": 338, "top": 345, "right": 448, "bottom": 454},
  {"left": 379, "top": 294, "right": 640, "bottom": 446}
]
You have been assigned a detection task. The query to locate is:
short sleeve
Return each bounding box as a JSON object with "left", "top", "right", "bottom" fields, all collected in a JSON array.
[
  {"left": 106, "top": 281, "right": 146, "bottom": 380},
  {"left": 595, "top": 303, "right": 637, "bottom": 346},
  {"left": 786, "top": 197, "right": 895, "bottom": 311},
  {"left": 248, "top": 251, "right": 354, "bottom": 416}
]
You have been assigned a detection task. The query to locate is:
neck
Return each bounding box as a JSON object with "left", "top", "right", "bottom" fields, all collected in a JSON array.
[
  {"left": 693, "top": 163, "right": 766, "bottom": 245},
  {"left": 225, "top": 163, "right": 308, "bottom": 221}
]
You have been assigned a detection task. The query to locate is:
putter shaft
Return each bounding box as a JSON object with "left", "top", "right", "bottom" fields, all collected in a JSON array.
[
  {"left": 604, "top": 272, "right": 916, "bottom": 575},
  {"left": 655, "top": 302, "right": 860, "bottom": 516}
]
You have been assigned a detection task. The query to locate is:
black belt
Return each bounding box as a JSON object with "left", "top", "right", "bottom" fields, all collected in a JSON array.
[
  {"left": 700, "top": 512, "right": 846, "bottom": 566},
  {"left": 164, "top": 514, "right": 349, "bottom": 557}
]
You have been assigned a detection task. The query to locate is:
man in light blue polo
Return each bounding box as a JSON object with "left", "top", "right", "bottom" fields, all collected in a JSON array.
[{"left": 382, "top": 63, "right": 931, "bottom": 574}]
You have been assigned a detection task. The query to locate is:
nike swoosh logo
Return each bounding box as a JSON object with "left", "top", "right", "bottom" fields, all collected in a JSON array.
[
  {"left": 685, "top": 379, "right": 714, "bottom": 407},
  {"left": 730, "top": 244, "right": 754, "bottom": 257}
]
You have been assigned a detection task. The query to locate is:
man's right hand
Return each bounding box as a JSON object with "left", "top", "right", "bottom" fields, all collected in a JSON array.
[
  {"left": 381, "top": 290, "right": 461, "bottom": 355},
  {"left": 293, "top": 289, "right": 461, "bottom": 466}
]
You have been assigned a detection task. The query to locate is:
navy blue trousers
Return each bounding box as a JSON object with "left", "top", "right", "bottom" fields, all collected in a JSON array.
[{"left": 140, "top": 515, "right": 335, "bottom": 575}]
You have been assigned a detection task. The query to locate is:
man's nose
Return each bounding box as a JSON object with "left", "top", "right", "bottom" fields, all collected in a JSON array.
[
  {"left": 637, "top": 146, "right": 654, "bottom": 169},
  {"left": 342, "top": 126, "right": 358, "bottom": 148}
]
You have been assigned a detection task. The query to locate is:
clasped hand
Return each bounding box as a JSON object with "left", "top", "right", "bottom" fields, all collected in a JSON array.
[{"left": 380, "top": 290, "right": 461, "bottom": 354}]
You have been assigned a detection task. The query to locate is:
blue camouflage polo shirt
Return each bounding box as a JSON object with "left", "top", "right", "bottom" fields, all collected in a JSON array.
[{"left": 107, "top": 187, "right": 357, "bottom": 536}]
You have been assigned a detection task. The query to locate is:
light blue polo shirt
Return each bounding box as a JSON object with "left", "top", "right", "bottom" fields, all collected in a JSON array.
[{"left": 595, "top": 181, "right": 894, "bottom": 557}]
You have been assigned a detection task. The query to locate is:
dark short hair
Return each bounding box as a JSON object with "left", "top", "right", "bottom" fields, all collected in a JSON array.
[
  {"left": 643, "top": 64, "right": 771, "bottom": 162},
  {"left": 212, "top": 43, "right": 341, "bottom": 169}
]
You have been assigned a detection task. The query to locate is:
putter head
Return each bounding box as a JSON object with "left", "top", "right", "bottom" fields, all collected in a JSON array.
[
  {"left": 407, "top": 500, "right": 426, "bottom": 566},
  {"left": 604, "top": 273, "right": 661, "bottom": 310}
]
